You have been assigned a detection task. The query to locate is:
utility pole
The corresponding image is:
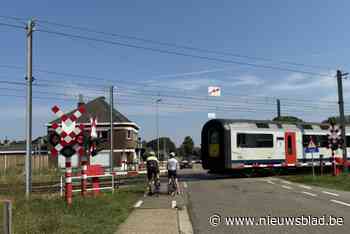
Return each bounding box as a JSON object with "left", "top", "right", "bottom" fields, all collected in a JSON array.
[
  {"left": 25, "top": 19, "right": 35, "bottom": 198},
  {"left": 336, "top": 70, "right": 348, "bottom": 173},
  {"left": 110, "top": 86, "right": 114, "bottom": 172},
  {"left": 276, "top": 99, "right": 281, "bottom": 118},
  {"left": 156, "top": 98, "right": 162, "bottom": 159}
]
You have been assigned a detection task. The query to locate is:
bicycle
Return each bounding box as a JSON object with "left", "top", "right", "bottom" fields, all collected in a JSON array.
[
  {"left": 168, "top": 175, "right": 177, "bottom": 196},
  {"left": 148, "top": 172, "right": 160, "bottom": 196}
]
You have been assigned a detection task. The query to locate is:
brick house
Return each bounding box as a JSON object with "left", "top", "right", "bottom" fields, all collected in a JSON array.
[{"left": 47, "top": 96, "right": 140, "bottom": 169}]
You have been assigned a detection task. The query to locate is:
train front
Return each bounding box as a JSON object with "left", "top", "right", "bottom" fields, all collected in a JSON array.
[{"left": 201, "top": 119, "right": 231, "bottom": 172}]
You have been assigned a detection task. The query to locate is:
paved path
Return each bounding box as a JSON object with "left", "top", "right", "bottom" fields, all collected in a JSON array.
[
  {"left": 116, "top": 177, "right": 192, "bottom": 234},
  {"left": 186, "top": 175, "right": 350, "bottom": 234}
]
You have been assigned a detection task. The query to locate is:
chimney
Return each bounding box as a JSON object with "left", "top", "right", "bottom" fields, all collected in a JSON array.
[{"left": 78, "top": 94, "right": 85, "bottom": 108}]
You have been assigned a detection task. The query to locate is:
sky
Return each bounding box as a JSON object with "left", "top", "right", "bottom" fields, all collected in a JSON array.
[{"left": 1, "top": 0, "right": 350, "bottom": 146}]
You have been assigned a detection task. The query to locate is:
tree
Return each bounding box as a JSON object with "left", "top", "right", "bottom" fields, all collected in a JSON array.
[
  {"left": 146, "top": 137, "right": 177, "bottom": 154},
  {"left": 181, "top": 136, "right": 194, "bottom": 158},
  {"left": 273, "top": 116, "right": 304, "bottom": 123},
  {"left": 323, "top": 116, "right": 350, "bottom": 124}
]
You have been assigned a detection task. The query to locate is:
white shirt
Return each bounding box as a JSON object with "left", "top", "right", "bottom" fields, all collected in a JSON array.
[{"left": 167, "top": 158, "right": 178, "bottom": 171}]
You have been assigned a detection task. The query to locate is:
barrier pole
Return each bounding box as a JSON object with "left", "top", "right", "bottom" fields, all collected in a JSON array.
[
  {"left": 3, "top": 200, "right": 12, "bottom": 234},
  {"left": 332, "top": 150, "right": 336, "bottom": 176},
  {"left": 65, "top": 157, "right": 72, "bottom": 206},
  {"left": 81, "top": 156, "right": 87, "bottom": 197},
  {"left": 112, "top": 174, "right": 115, "bottom": 194},
  {"left": 60, "top": 175, "right": 63, "bottom": 197}
]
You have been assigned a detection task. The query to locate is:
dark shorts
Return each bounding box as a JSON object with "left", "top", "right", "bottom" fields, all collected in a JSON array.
[
  {"left": 168, "top": 170, "right": 177, "bottom": 179},
  {"left": 147, "top": 168, "right": 158, "bottom": 181}
]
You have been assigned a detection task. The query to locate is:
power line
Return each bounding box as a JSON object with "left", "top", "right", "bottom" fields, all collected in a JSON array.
[
  {"left": 0, "top": 22, "right": 25, "bottom": 30},
  {"left": 36, "top": 28, "right": 332, "bottom": 78},
  {"left": 37, "top": 18, "right": 335, "bottom": 71},
  {"left": 0, "top": 65, "right": 339, "bottom": 106}
]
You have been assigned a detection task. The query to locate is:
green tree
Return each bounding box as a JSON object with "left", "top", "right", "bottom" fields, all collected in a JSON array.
[
  {"left": 181, "top": 136, "right": 194, "bottom": 158},
  {"left": 146, "top": 137, "right": 176, "bottom": 154}
]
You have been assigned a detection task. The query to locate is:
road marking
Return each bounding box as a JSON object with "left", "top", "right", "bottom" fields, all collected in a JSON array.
[
  {"left": 281, "top": 180, "right": 292, "bottom": 185},
  {"left": 281, "top": 185, "right": 292, "bottom": 190},
  {"left": 171, "top": 200, "right": 177, "bottom": 209},
  {"left": 302, "top": 191, "right": 317, "bottom": 197},
  {"left": 266, "top": 180, "right": 275, "bottom": 185},
  {"left": 322, "top": 191, "right": 339, "bottom": 197},
  {"left": 134, "top": 200, "right": 143, "bottom": 208},
  {"left": 298, "top": 185, "right": 312, "bottom": 190},
  {"left": 330, "top": 199, "right": 350, "bottom": 207},
  {"left": 183, "top": 182, "right": 188, "bottom": 188}
]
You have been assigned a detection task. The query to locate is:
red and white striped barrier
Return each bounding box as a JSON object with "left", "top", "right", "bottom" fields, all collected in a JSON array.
[{"left": 65, "top": 157, "right": 72, "bottom": 206}]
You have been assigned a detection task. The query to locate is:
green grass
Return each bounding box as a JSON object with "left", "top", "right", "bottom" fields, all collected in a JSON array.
[
  {"left": 0, "top": 184, "right": 144, "bottom": 234},
  {"left": 284, "top": 174, "right": 350, "bottom": 191},
  {"left": 0, "top": 167, "right": 62, "bottom": 184}
]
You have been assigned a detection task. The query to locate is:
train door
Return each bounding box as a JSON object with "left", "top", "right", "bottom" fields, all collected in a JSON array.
[{"left": 285, "top": 132, "right": 297, "bottom": 164}]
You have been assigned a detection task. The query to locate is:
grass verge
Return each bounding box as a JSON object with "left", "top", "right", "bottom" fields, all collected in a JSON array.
[
  {"left": 283, "top": 174, "right": 350, "bottom": 191},
  {"left": 0, "top": 184, "right": 144, "bottom": 234}
]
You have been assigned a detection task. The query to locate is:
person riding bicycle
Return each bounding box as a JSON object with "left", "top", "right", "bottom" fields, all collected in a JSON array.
[
  {"left": 167, "top": 152, "right": 179, "bottom": 194},
  {"left": 146, "top": 151, "right": 160, "bottom": 194}
]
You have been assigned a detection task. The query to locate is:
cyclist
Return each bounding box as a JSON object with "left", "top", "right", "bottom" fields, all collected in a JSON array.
[
  {"left": 167, "top": 152, "right": 179, "bottom": 194},
  {"left": 146, "top": 151, "right": 160, "bottom": 195}
]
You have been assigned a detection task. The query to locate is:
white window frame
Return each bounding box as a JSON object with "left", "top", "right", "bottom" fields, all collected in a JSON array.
[{"left": 126, "top": 130, "right": 132, "bottom": 140}]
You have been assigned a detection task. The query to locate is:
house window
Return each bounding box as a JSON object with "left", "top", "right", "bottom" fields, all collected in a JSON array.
[
  {"left": 127, "top": 130, "right": 132, "bottom": 139},
  {"left": 101, "top": 131, "right": 108, "bottom": 140}
]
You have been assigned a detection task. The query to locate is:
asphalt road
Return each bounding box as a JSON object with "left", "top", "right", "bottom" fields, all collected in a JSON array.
[{"left": 178, "top": 167, "right": 350, "bottom": 234}]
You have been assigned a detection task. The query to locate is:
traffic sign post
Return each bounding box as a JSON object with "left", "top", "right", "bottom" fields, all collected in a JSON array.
[
  {"left": 327, "top": 123, "right": 343, "bottom": 176},
  {"left": 305, "top": 138, "right": 319, "bottom": 178},
  {"left": 50, "top": 105, "right": 85, "bottom": 205}
]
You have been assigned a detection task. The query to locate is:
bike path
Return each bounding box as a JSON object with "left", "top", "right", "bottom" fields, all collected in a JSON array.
[{"left": 116, "top": 182, "right": 192, "bottom": 234}]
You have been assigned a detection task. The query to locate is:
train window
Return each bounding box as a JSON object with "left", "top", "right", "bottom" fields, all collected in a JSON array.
[
  {"left": 287, "top": 135, "right": 293, "bottom": 154},
  {"left": 256, "top": 123, "right": 269, "bottom": 128},
  {"left": 302, "top": 124, "right": 313, "bottom": 130},
  {"left": 344, "top": 136, "right": 350, "bottom": 147},
  {"left": 302, "top": 135, "right": 328, "bottom": 147},
  {"left": 320, "top": 125, "right": 329, "bottom": 130},
  {"left": 209, "top": 130, "right": 219, "bottom": 144},
  {"left": 237, "top": 133, "right": 273, "bottom": 148}
]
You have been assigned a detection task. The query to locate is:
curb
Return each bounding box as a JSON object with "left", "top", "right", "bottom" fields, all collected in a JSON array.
[{"left": 177, "top": 206, "right": 194, "bottom": 234}]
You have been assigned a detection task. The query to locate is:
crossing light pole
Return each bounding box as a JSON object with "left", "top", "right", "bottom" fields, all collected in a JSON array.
[
  {"left": 25, "top": 19, "right": 35, "bottom": 198},
  {"left": 276, "top": 99, "right": 281, "bottom": 118},
  {"left": 110, "top": 86, "right": 114, "bottom": 172},
  {"left": 336, "top": 70, "right": 348, "bottom": 174}
]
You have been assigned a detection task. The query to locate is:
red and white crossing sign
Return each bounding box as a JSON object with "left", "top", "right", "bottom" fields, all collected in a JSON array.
[
  {"left": 327, "top": 123, "right": 342, "bottom": 151},
  {"left": 50, "top": 105, "right": 85, "bottom": 157}
]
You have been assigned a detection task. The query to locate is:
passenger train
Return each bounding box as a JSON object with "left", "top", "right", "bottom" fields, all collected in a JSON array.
[{"left": 201, "top": 119, "right": 350, "bottom": 172}]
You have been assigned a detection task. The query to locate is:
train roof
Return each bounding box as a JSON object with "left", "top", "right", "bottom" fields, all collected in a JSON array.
[{"left": 203, "top": 119, "right": 335, "bottom": 131}]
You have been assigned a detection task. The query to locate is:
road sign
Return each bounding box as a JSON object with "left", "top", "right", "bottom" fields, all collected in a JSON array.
[
  {"left": 208, "top": 86, "right": 221, "bottom": 96},
  {"left": 305, "top": 138, "right": 319, "bottom": 153},
  {"left": 50, "top": 105, "right": 85, "bottom": 158},
  {"left": 327, "top": 123, "right": 342, "bottom": 151}
]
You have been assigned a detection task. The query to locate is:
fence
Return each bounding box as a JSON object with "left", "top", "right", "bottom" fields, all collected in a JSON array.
[{"left": 0, "top": 154, "right": 49, "bottom": 172}]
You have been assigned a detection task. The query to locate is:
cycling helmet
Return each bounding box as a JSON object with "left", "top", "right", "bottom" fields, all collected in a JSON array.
[
  {"left": 148, "top": 151, "right": 156, "bottom": 156},
  {"left": 169, "top": 152, "right": 175, "bottom": 158}
]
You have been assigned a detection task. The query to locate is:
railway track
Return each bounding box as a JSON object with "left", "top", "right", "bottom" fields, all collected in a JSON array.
[{"left": 0, "top": 175, "right": 147, "bottom": 194}]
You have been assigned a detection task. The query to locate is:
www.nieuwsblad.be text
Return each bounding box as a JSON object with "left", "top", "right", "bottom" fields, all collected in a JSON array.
[{"left": 208, "top": 214, "right": 344, "bottom": 227}]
